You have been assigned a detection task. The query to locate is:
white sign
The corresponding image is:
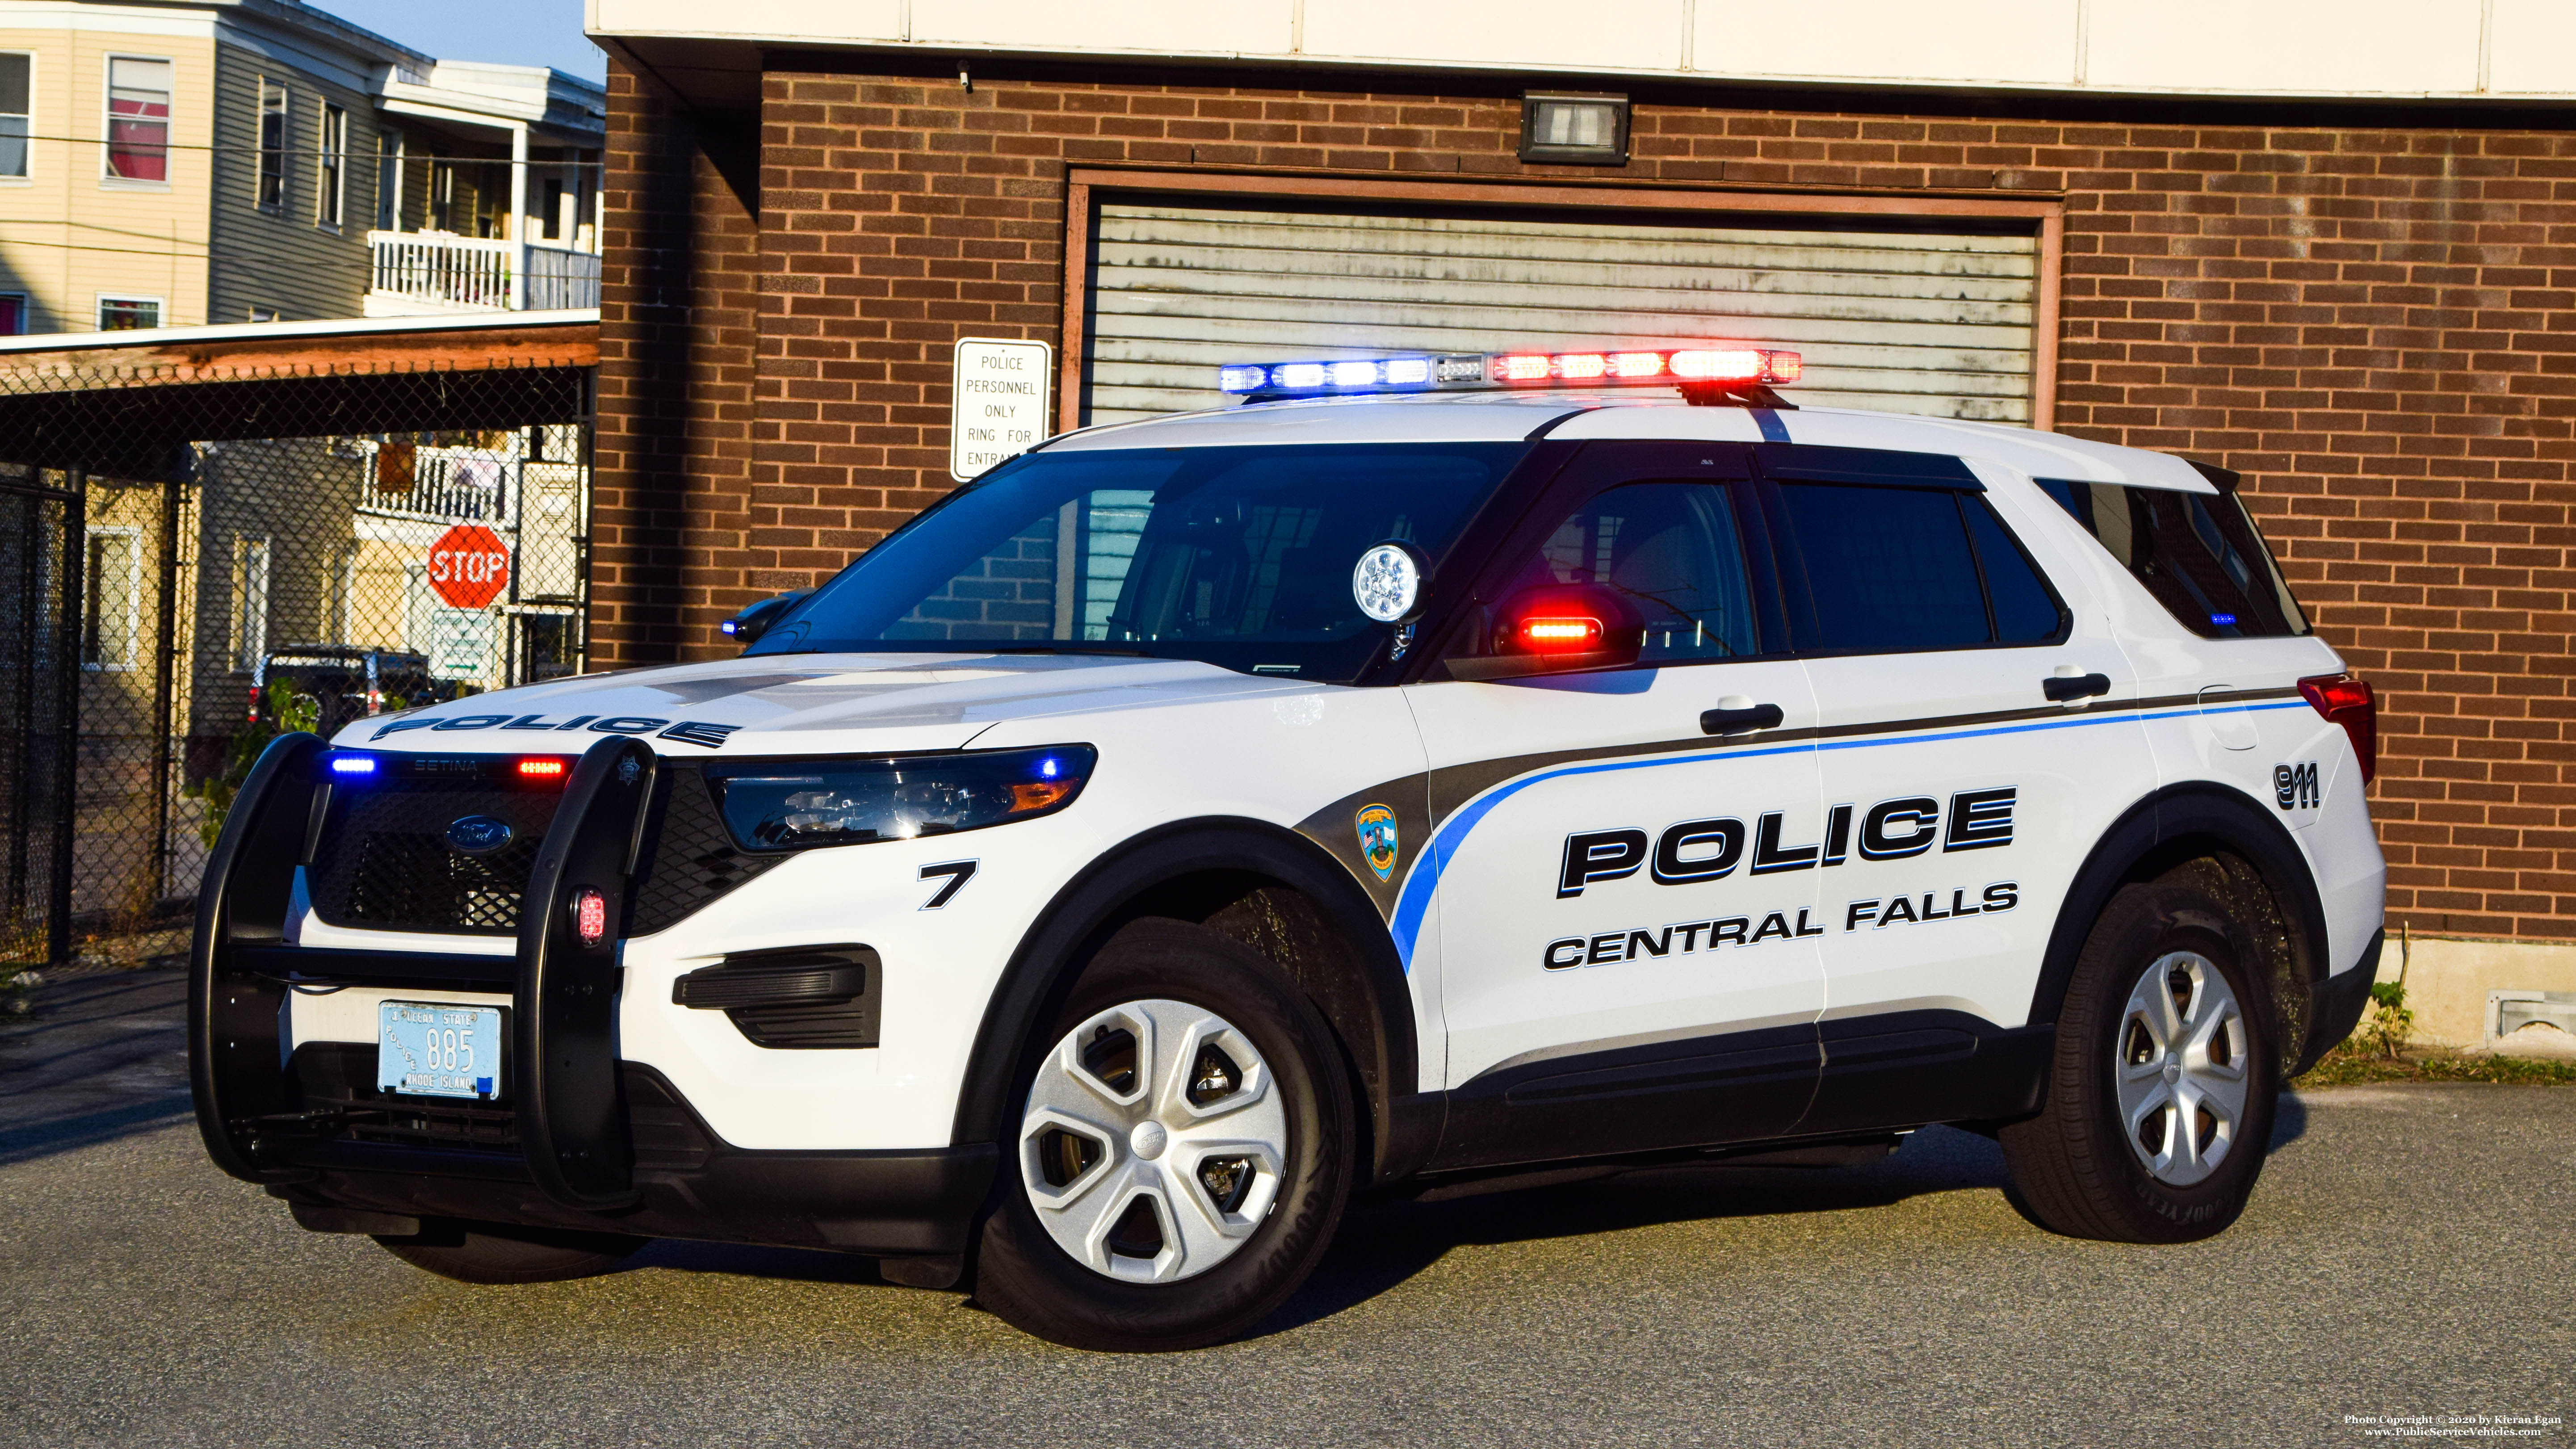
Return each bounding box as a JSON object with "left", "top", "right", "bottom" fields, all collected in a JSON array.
[{"left": 950, "top": 336, "right": 1054, "bottom": 482}]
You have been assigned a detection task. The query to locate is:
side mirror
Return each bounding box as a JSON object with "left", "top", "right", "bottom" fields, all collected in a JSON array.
[
  {"left": 1445, "top": 584, "right": 1644, "bottom": 681},
  {"left": 721, "top": 590, "right": 810, "bottom": 647}
]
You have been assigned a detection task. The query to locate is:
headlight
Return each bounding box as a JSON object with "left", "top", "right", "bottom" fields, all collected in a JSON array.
[{"left": 708, "top": 745, "right": 1095, "bottom": 852}]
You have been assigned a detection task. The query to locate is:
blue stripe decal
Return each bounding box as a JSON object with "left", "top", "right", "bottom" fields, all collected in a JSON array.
[
  {"left": 1386, "top": 697, "right": 2308, "bottom": 970},
  {"left": 1749, "top": 407, "right": 1791, "bottom": 443}
]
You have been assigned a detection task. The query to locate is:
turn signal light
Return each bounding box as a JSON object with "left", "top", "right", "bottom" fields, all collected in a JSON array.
[
  {"left": 1518, "top": 616, "right": 1604, "bottom": 652},
  {"left": 2298, "top": 674, "right": 2377, "bottom": 785},
  {"left": 572, "top": 886, "right": 608, "bottom": 946}
]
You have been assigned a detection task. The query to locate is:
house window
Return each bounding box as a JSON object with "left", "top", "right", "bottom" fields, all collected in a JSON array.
[
  {"left": 540, "top": 177, "right": 562, "bottom": 240},
  {"left": 375, "top": 128, "right": 401, "bottom": 230},
  {"left": 97, "top": 295, "right": 159, "bottom": 330},
  {"left": 0, "top": 55, "right": 29, "bottom": 179},
  {"left": 256, "top": 80, "right": 285, "bottom": 210},
  {"left": 83, "top": 528, "right": 141, "bottom": 671},
  {"left": 0, "top": 294, "right": 24, "bottom": 334},
  {"left": 315, "top": 103, "right": 344, "bottom": 228},
  {"left": 104, "top": 56, "right": 171, "bottom": 182},
  {"left": 246, "top": 306, "right": 278, "bottom": 323}
]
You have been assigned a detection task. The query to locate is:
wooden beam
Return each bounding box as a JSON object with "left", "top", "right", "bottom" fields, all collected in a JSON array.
[{"left": 0, "top": 321, "right": 599, "bottom": 391}]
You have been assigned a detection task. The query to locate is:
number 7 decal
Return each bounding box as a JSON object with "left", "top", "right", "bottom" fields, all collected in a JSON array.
[{"left": 919, "top": 859, "right": 978, "bottom": 909}]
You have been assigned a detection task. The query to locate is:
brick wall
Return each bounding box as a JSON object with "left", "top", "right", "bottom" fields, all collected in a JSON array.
[{"left": 596, "top": 57, "right": 2576, "bottom": 941}]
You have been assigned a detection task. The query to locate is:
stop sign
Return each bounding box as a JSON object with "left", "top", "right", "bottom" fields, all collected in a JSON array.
[{"left": 426, "top": 525, "right": 511, "bottom": 609}]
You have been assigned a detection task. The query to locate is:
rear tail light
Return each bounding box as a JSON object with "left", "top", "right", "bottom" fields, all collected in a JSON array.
[
  {"left": 2298, "top": 673, "right": 2376, "bottom": 785},
  {"left": 1517, "top": 616, "right": 1604, "bottom": 653}
]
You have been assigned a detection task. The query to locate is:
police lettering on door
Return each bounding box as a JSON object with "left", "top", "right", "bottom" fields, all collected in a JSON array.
[{"left": 1543, "top": 785, "right": 2022, "bottom": 970}]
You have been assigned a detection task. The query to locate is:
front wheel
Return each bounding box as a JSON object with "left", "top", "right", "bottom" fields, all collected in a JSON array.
[
  {"left": 2001, "top": 868, "right": 2279, "bottom": 1243},
  {"left": 971, "top": 918, "right": 1355, "bottom": 1351}
]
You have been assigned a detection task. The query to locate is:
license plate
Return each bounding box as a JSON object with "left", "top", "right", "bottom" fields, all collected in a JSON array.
[{"left": 377, "top": 1001, "right": 503, "bottom": 1100}]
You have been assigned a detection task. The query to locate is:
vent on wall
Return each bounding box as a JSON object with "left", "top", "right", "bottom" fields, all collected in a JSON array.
[{"left": 673, "top": 944, "right": 881, "bottom": 1050}]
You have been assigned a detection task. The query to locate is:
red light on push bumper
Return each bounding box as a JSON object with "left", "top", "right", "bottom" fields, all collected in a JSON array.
[
  {"left": 2298, "top": 674, "right": 2377, "bottom": 785},
  {"left": 516, "top": 758, "right": 568, "bottom": 779},
  {"left": 572, "top": 886, "right": 608, "bottom": 946},
  {"left": 1518, "top": 616, "right": 1605, "bottom": 652}
]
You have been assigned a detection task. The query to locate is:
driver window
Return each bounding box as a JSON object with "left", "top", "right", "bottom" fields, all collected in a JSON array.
[{"left": 1502, "top": 481, "right": 1758, "bottom": 663}]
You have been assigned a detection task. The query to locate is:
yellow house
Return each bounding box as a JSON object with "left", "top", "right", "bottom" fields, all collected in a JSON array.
[{"left": 0, "top": 0, "right": 604, "bottom": 334}]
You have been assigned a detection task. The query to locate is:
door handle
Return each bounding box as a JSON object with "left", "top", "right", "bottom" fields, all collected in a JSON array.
[
  {"left": 2043, "top": 673, "right": 2111, "bottom": 702},
  {"left": 1700, "top": 702, "right": 1785, "bottom": 735}
]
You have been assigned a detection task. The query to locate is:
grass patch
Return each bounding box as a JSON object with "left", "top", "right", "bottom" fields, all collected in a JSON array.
[{"left": 2294, "top": 1044, "right": 2576, "bottom": 1088}]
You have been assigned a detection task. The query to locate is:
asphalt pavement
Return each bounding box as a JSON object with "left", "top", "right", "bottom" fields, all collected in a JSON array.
[{"left": 1, "top": 968, "right": 2568, "bottom": 1448}]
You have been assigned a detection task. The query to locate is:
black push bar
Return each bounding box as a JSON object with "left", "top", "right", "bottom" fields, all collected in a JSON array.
[{"left": 188, "top": 731, "right": 660, "bottom": 1212}]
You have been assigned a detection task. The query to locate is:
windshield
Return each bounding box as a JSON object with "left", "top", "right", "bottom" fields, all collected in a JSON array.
[{"left": 747, "top": 442, "right": 1530, "bottom": 680}]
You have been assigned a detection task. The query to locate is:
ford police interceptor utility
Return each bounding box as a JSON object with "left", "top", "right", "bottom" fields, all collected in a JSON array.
[{"left": 189, "top": 344, "right": 2385, "bottom": 1352}]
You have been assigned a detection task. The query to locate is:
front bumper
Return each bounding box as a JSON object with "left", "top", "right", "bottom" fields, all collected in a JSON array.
[
  {"left": 189, "top": 733, "right": 997, "bottom": 1257},
  {"left": 264, "top": 1056, "right": 996, "bottom": 1254}
]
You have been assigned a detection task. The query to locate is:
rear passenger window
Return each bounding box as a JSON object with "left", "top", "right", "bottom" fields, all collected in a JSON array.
[
  {"left": 1504, "top": 481, "right": 1759, "bottom": 662},
  {"left": 1775, "top": 483, "right": 2063, "bottom": 654},
  {"left": 2036, "top": 479, "right": 2310, "bottom": 639}
]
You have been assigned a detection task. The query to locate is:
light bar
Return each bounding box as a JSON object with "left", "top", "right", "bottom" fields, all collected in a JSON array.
[{"left": 1217, "top": 347, "right": 1800, "bottom": 399}]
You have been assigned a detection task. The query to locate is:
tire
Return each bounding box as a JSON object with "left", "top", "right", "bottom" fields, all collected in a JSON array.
[
  {"left": 373, "top": 1220, "right": 646, "bottom": 1285},
  {"left": 2001, "top": 867, "right": 2279, "bottom": 1243},
  {"left": 970, "top": 917, "right": 1356, "bottom": 1352}
]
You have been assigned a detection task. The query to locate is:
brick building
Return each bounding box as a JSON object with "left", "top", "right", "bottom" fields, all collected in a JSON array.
[{"left": 584, "top": 0, "right": 2576, "bottom": 1039}]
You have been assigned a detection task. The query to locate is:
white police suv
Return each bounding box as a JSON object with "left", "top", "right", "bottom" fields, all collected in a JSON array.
[{"left": 191, "top": 345, "right": 2385, "bottom": 1351}]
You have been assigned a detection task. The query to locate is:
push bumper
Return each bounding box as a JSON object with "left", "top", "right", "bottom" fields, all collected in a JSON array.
[{"left": 188, "top": 733, "right": 997, "bottom": 1257}]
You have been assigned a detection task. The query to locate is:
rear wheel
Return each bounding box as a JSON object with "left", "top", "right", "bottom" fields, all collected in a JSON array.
[
  {"left": 971, "top": 918, "right": 1354, "bottom": 1351},
  {"left": 374, "top": 1220, "right": 645, "bottom": 1285},
  {"left": 2001, "top": 869, "right": 2278, "bottom": 1243}
]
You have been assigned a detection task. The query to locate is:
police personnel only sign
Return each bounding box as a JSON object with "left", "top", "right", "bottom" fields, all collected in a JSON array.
[{"left": 950, "top": 336, "right": 1054, "bottom": 481}]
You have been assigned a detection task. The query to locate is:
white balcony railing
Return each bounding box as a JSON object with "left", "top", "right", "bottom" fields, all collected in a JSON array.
[
  {"left": 367, "top": 231, "right": 600, "bottom": 313},
  {"left": 525, "top": 244, "right": 601, "bottom": 311}
]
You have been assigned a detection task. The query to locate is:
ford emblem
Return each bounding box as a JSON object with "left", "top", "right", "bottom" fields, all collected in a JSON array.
[{"left": 445, "top": 815, "right": 514, "bottom": 855}]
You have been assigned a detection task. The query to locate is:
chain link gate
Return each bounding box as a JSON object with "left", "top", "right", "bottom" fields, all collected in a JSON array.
[{"left": 0, "top": 341, "right": 594, "bottom": 976}]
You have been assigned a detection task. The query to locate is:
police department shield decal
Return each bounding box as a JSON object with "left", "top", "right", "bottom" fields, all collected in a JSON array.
[{"left": 1355, "top": 803, "right": 1399, "bottom": 882}]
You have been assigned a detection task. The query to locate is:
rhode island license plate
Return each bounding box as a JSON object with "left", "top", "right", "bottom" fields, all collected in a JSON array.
[{"left": 377, "top": 1001, "right": 503, "bottom": 1100}]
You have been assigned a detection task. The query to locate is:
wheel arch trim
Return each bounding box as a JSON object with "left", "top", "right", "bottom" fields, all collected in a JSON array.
[
  {"left": 949, "top": 816, "right": 1426, "bottom": 1180},
  {"left": 2032, "top": 781, "right": 2331, "bottom": 1049}
]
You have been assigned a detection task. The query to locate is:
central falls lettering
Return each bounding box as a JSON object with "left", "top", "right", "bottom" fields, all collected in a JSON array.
[
  {"left": 1543, "top": 881, "right": 2023, "bottom": 970},
  {"left": 1557, "top": 787, "right": 2018, "bottom": 898}
]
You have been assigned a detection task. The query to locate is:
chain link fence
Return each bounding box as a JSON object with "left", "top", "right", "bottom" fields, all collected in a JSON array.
[{"left": 0, "top": 357, "right": 593, "bottom": 976}]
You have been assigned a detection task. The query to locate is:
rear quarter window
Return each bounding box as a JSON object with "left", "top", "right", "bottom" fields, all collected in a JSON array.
[
  {"left": 2035, "top": 477, "right": 2309, "bottom": 639},
  {"left": 1770, "top": 483, "right": 2068, "bottom": 654}
]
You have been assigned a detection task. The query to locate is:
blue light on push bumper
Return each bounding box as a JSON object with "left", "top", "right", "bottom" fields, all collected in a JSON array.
[{"left": 329, "top": 755, "right": 376, "bottom": 776}]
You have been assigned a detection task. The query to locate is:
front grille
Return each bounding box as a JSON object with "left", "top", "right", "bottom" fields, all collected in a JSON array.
[
  {"left": 308, "top": 774, "right": 562, "bottom": 936},
  {"left": 304, "top": 757, "right": 780, "bottom": 939},
  {"left": 629, "top": 768, "right": 785, "bottom": 936}
]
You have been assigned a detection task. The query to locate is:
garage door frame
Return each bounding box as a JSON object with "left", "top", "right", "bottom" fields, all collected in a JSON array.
[{"left": 1057, "top": 167, "right": 2064, "bottom": 433}]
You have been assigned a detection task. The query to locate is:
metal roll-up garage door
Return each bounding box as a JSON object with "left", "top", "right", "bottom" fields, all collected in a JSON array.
[{"left": 1081, "top": 202, "right": 2038, "bottom": 427}]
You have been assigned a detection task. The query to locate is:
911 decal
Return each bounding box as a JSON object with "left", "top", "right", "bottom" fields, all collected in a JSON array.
[{"left": 2275, "top": 761, "right": 2320, "bottom": 810}]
